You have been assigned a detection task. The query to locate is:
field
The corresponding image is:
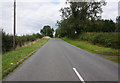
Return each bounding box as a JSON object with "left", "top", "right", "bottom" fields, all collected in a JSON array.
[
  {"left": 62, "top": 37, "right": 119, "bottom": 63},
  {"left": 2, "top": 38, "right": 49, "bottom": 79}
]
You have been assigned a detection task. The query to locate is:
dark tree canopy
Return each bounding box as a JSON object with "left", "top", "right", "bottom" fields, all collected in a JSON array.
[
  {"left": 55, "top": 0, "right": 117, "bottom": 38},
  {"left": 40, "top": 25, "right": 54, "bottom": 37}
]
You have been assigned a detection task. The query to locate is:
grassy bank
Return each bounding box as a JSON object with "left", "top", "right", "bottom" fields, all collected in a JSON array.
[
  {"left": 2, "top": 38, "right": 49, "bottom": 79},
  {"left": 62, "top": 38, "right": 119, "bottom": 63},
  {"left": 78, "top": 32, "right": 119, "bottom": 49}
]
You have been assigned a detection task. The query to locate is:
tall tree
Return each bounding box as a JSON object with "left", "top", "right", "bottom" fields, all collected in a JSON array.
[{"left": 56, "top": 0, "right": 106, "bottom": 38}]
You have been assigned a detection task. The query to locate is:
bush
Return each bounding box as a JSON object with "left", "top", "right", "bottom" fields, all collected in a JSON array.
[
  {"left": 2, "top": 31, "right": 43, "bottom": 53},
  {"left": 78, "top": 32, "right": 119, "bottom": 49},
  {"left": 2, "top": 32, "right": 13, "bottom": 52}
]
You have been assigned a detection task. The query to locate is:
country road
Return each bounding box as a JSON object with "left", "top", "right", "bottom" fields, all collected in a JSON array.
[{"left": 3, "top": 38, "right": 118, "bottom": 81}]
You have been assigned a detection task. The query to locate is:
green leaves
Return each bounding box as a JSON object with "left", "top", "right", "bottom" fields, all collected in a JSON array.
[
  {"left": 2, "top": 31, "right": 43, "bottom": 53},
  {"left": 78, "top": 32, "right": 119, "bottom": 49},
  {"left": 40, "top": 25, "right": 54, "bottom": 37},
  {"left": 56, "top": 1, "right": 107, "bottom": 38}
]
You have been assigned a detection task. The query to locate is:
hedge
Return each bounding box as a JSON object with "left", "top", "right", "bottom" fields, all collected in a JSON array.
[
  {"left": 78, "top": 32, "right": 119, "bottom": 49},
  {"left": 2, "top": 31, "right": 43, "bottom": 53}
]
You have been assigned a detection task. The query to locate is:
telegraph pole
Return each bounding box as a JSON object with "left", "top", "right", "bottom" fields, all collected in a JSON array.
[{"left": 13, "top": 0, "right": 16, "bottom": 50}]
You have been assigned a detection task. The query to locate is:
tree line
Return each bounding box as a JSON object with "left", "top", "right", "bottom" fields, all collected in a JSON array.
[
  {"left": 55, "top": 0, "right": 118, "bottom": 38},
  {"left": 2, "top": 30, "right": 43, "bottom": 53}
]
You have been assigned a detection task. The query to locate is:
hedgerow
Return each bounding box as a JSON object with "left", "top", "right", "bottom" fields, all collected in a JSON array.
[
  {"left": 78, "top": 32, "right": 119, "bottom": 49},
  {"left": 2, "top": 31, "right": 43, "bottom": 53}
]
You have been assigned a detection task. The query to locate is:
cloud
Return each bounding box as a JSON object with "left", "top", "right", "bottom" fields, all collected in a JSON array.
[
  {"left": 102, "top": 1, "right": 118, "bottom": 22},
  {"left": 0, "top": 0, "right": 118, "bottom": 36},
  {"left": 118, "top": 1, "right": 120, "bottom": 16},
  {"left": 1, "top": 2, "right": 13, "bottom": 35},
  {"left": 1, "top": 1, "right": 66, "bottom": 35}
]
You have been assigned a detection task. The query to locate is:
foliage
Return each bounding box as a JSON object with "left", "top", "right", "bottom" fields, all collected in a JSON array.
[
  {"left": 40, "top": 25, "right": 54, "bottom": 37},
  {"left": 55, "top": 1, "right": 118, "bottom": 49},
  {"left": 2, "top": 32, "right": 13, "bottom": 52},
  {"left": 77, "top": 32, "right": 119, "bottom": 49},
  {"left": 55, "top": 0, "right": 117, "bottom": 38},
  {"left": 83, "top": 19, "right": 116, "bottom": 32},
  {"left": 2, "top": 31, "right": 43, "bottom": 53},
  {"left": 55, "top": 0, "right": 109, "bottom": 38}
]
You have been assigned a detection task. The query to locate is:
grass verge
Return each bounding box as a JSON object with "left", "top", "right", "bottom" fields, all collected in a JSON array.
[
  {"left": 2, "top": 38, "right": 49, "bottom": 79},
  {"left": 62, "top": 37, "right": 119, "bottom": 63}
]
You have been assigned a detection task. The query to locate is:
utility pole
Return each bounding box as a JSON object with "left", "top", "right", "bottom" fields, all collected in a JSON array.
[{"left": 13, "top": 0, "right": 16, "bottom": 50}]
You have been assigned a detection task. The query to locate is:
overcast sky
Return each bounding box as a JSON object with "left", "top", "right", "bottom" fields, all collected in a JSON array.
[{"left": 0, "top": 0, "right": 119, "bottom": 36}]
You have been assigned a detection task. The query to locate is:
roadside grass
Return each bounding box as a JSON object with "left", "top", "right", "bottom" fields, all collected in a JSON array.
[
  {"left": 62, "top": 37, "right": 119, "bottom": 63},
  {"left": 2, "top": 38, "right": 49, "bottom": 79},
  {"left": 104, "top": 57, "right": 120, "bottom": 63}
]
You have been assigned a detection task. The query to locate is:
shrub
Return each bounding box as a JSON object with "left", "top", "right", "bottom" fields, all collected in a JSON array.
[
  {"left": 2, "top": 31, "right": 43, "bottom": 53},
  {"left": 78, "top": 32, "right": 119, "bottom": 49}
]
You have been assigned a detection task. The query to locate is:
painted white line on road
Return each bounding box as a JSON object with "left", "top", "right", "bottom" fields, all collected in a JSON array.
[{"left": 73, "top": 68, "right": 85, "bottom": 83}]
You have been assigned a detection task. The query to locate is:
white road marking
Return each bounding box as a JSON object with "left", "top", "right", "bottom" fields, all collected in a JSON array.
[{"left": 73, "top": 68, "right": 85, "bottom": 83}]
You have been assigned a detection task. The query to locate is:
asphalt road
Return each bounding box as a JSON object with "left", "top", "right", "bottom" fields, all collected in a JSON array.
[{"left": 3, "top": 38, "right": 118, "bottom": 81}]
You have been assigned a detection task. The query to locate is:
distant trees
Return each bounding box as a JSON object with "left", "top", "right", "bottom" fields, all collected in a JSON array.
[
  {"left": 55, "top": 0, "right": 117, "bottom": 38},
  {"left": 40, "top": 25, "right": 54, "bottom": 37}
]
